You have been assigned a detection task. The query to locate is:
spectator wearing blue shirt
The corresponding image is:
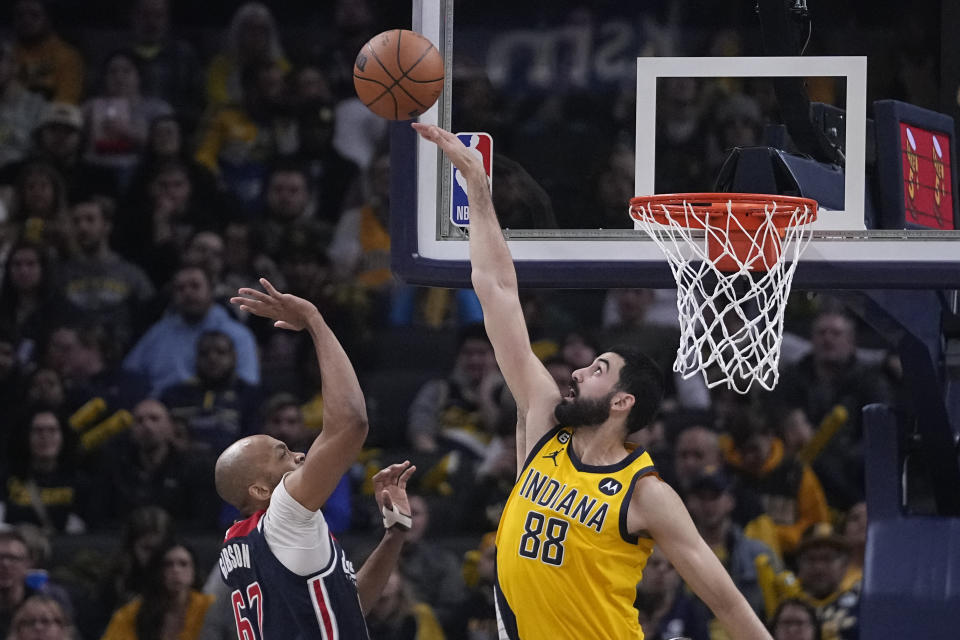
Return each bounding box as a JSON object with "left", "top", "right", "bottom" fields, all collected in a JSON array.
[{"left": 123, "top": 265, "right": 259, "bottom": 395}]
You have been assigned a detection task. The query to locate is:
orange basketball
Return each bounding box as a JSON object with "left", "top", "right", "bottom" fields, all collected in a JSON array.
[{"left": 353, "top": 29, "right": 444, "bottom": 121}]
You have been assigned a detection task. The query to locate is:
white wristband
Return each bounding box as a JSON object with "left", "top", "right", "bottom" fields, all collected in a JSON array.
[{"left": 381, "top": 504, "right": 413, "bottom": 531}]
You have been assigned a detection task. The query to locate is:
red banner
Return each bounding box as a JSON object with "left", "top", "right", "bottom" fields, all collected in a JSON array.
[{"left": 900, "top": 122, "right": 954, "bottom": 230}]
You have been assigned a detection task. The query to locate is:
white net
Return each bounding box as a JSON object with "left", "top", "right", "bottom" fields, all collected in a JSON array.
[{"left": 629, "top": 196, "right": 817, "bottom": 394}]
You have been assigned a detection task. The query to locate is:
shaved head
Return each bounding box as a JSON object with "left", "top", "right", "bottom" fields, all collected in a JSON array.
[{"left": 215, "top": 435, "right": 277, "bottom": 513}]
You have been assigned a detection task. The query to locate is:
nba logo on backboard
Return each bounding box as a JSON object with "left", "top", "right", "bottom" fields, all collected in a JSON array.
[{"left": 450, "top": 132, "right": 493, "bottom": 226}]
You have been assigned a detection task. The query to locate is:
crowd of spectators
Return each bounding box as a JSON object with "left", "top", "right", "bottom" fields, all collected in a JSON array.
[{"left": 0, "top": 1, "right": 937, "bottom": 639}]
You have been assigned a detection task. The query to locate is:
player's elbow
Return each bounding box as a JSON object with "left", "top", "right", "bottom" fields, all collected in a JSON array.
[{"left": 471, "top": 268, "right": 515, "bottom": 297}]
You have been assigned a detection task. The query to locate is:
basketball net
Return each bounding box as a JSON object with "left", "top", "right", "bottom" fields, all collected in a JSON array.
[{"left": 628, "top": 194, "right": 817, "bottom": 393}]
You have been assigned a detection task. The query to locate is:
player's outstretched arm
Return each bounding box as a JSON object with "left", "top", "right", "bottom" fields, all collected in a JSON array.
[
  {"left": 631, "top": 476, "right": 774, "bottom": 640},
  {"left": 412, "top": 124, "right": 560, "bottom": 460},
  {"left": 232, "top": 279, "right": 368, "bottom": 512},
  {"left": 356, "top": 461, "right": 416, "bottom": 614}
]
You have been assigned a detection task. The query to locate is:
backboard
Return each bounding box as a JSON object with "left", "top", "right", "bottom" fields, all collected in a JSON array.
[{"left": 392, "top": 0, "right": 960, "bottom": 288}]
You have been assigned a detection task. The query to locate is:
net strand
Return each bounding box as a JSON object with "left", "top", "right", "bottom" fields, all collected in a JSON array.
[{"left": 630, "top": 198, "right": 815, "bottom": 393}]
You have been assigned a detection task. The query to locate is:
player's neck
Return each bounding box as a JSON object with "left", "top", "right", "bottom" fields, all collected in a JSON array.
[{"left": 570, "top": 422, "right": 630, "bottom": 466}]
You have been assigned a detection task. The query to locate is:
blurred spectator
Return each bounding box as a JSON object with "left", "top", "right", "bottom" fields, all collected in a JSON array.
[
  {"left": 0, "top": 39, "right": 46, "bottom": 168},
  {"left": 126, "top": 0, "right": 203, "bottom": 131},
  {"left": 0, "top": 530, "right": 35, "bottom": 637},
  {"left": 591, "top": 143, "right": 635, "bottom": 229},
  {"left": 672, "top": 425, "right": 725, "bottom": 493},
  {"left": 366, "top": 569, "right": 446, "bottom": 640},
  {"left": 11, "top": 0, "right": 84, "bottom": 104},
  {"left": 398, "top": 496, "right": 467, "bottom": 634},
  {"left": 115, "top": 160, "right": 225, "bottom": 287},
  {"left": 101, "top": 541, "right": 214, "bottom": 640},
  {"left": 43, "top": 323, "right": 148, "bottom": 451},
  {"left": 81, "top": 50, "right": 173, "bottom": 184},
  {"left": 683, "top": 466, "right": 782, "bottom": 620},
  {"left": 456, "top": 430, "right": 516, "bottom": 533},
  {"left": 776, "top": 308, "right": 893, "bottom": 511},
  {"left": 183, "top": 231, "right": 232, "bottom": 302},
  {"left": 0, "top": 409, "right": 87, "bottom": 533},
  {"left": 291, "top": 99, "right": 360, "bottom": 223},
  {"left": 124, "top": 114, "right": 221, "bottom": 215},
  {"left": 0, "top": 330, "right": 21, "bottom": 419},
  {"left": 0, "top": 240, "right": 64, "bottom": 367},
  {"left": 14, "top": 523, "right": 75, "bottom": 618},
  {"left": 769, "top": 598, "right": 822, "bottom": 640},
  {"left": 204, "top": 2, "right": 290, "bottom": 111},
  {"left": 0, "top": 103, "right": 117, "bottom": 202},
  {"left": 6, "top": 593, "right": 74, "bottom": 640},
  {"left": 635, "top": 545, "right": 710, "bottom": 640},
  {"left": 454, "top": 532, "right": 498, "bottom": 640},
  {"left": 654, "top": 77, "right": 708, "bottom": 193},
  {"left": 407, "top": 323, "right": 499, "bottom": 457},
  {"left": 839, "top": 502, "right": 866, "bottom": 588},
  {"left": 599, "top": 288, "right": 705, "bottom": 406},
  {"left": 706, "top": 93, "right": 764, "bottom": 179},
  {"left": 220, "top": 220, "right": 285, "bottom": 297},
  {"left": 59, "top": 196, "right": 155, "bottom": 348},
  {"left": 792, "top": 524, "right": 860, "bottom": 640},
  {"left": 123, "top": 265, "right": 259, "bottom": 395},
  {"left": 256, "top": 163, "right": 326, "bottom": 257},
  {"left": 290, "top": 62, "right": 333, "bottom": 108},
  {"left": 671, "top": 423, "right": 778, "bottom": 557},
  {"left": 196, "top": 60, "right": 297, "bottom": 211},
  {"left": 324, "top": 0, "right": 388, "bottom": 170},
  {"left": 7, "top": 161, "right": 69, "bottom": 253},
  {"left": 722, "top": 404, "right": 829, "bottom": 557},
  {"left": 94, "top": 399, "right": 217, "bottom": 530},
  {"left": 23, "top": 368, "right": 66, "bottom": 417},
  {"left": 160, "top": 330, "right": 260, "bottom": 454},
  {"left": 777, "top": 407, "right": 816, "bottom": 463},
  {"left": 90, "top": 506, "right": 174, "bottom": 637},
  {"left": 328, "top": 150, "right": 390, "bottom": 289}
]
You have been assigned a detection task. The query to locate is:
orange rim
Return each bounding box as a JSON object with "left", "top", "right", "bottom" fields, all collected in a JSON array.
[{"left": 629, "top": 192, "right": 818, "bottom": 231}]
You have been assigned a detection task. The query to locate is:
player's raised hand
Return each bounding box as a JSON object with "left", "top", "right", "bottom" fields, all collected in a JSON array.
[
  {"left": 372, "top": 460, "right": 416, "bottom": 525},
  {"left": 412, "top": 123, "right": 486, "bottom": 180},
  {"left": 231, "top": 278, "right": 320, "bottom": 331}
]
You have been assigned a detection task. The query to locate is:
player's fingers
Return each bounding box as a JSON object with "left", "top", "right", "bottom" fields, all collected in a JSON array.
[
  {"left": 260, "top": 278, "right": 282, "bottom": 298},
  {"left": 398, "top": 464, "right": 416, "bottom": 489},
  {"left": 233, "top": 300, "right": 269, "bottom": 317},
  {"left": 237, "top": 287, "right": 272, "bottom": 303}
]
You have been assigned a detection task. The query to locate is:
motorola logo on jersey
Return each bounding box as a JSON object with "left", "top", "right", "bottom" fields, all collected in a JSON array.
[{"left": 598, "top": 478, "right": 622, "bottom": 496}]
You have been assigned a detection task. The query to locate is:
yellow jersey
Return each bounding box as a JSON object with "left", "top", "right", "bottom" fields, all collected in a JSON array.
[{"left": 495, "top": 426, "right": 658, "bottom": 639}]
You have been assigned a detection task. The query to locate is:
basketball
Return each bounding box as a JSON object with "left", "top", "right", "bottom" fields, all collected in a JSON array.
[{"left": 353, "top": 29, "right": 444, "bottom": 121}]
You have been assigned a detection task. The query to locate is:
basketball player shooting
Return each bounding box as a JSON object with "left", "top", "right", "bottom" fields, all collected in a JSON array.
[
  {"left": 214, "top": 278, "right": 415, "bottom": 639},
  {"left": 413, "top": 124, "right": 773, "bottom": 640}
]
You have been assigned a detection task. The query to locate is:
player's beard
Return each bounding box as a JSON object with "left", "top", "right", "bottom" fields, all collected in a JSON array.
[{"left": 554, "top": 391, "right": 615, "bottom": 428}]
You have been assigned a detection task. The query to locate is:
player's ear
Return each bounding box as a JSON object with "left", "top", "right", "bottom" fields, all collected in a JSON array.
[
  {"left": 611, "top": 391, "right": 635, "bottom": 412},
  {"left": 248, "top": 481, "right": 271, "bottom": 503}
]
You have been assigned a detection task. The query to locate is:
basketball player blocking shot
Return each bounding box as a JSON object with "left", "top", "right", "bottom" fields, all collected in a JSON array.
[
  {"left": 413, "top": 123, "right": 773, "bottom": 640},
  {"left": 215, "top": 278, "right": 415, "bottom": 639}
]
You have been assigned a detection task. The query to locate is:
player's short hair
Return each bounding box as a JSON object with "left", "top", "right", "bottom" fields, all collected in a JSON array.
[{"left": 608, "top": 345, "right": 663, "bottom": 434}]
